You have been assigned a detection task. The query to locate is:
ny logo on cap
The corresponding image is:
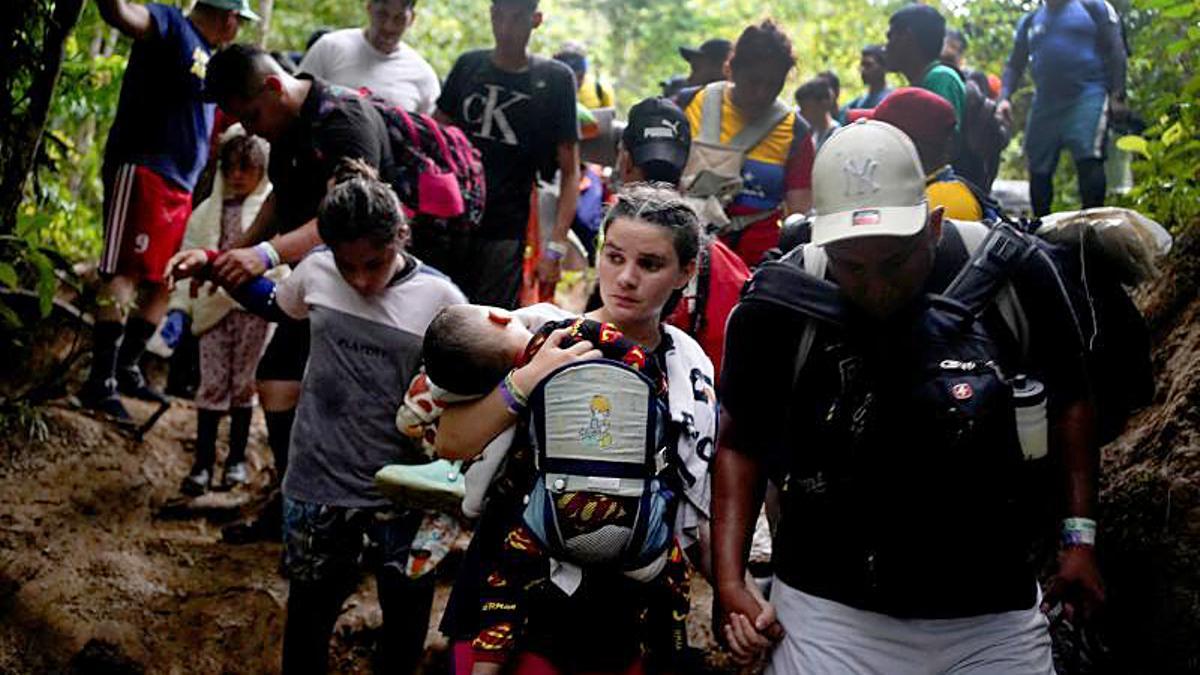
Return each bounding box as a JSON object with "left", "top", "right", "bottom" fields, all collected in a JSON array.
[{"left": 843, "top": 157, "right": 880, "bottom": 197}]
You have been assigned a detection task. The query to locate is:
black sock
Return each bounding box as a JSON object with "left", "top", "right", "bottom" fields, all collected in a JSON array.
[
  {"left": 193, "top": 408, "right": 222, "bottom": 474},
  {"left": 1076, "top": 158, "right": 1107, "bottom": 210},
  {"left": 116, "top": 316, "right": 157, "bottom": 373},
  {"left": 86, "top": 321, "right": 125, "bottom": 394},
  {"left": 1030, "top": 171, "right": 1055, "bottom": 218},
  {"left": 227, "top": 407, "right": 253, "bottom": 465},
  {"left": 263, "top": 408, "right": 295, "bottom": 481}
]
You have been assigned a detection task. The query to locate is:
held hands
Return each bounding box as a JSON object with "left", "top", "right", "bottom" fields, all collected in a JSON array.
[
  {"left": 164, "top": 249, "right": 212, "bottom": 293},
  {"left": 719, "top": 579, "right": 784, "bottom": 665},
  {"left": 510, "top": 327, "right": 601, "bottom": 394},
  {"left": 212, "top": 246, "right": 268, "bottom": 287}
]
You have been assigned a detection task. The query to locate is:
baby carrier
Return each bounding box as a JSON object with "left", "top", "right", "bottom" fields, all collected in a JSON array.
[{"left": 522, "top": 359, "right": 675, "bottom": 575}]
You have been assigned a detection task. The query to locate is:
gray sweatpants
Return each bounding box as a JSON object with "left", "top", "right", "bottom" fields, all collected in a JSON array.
[{"left": 767, "top": 579, "right": 1055, "bottom": 675}]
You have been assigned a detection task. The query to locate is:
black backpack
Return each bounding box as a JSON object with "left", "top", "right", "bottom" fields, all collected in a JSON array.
[
  {"left": 740, "top": 223, "right": 1041, "bottom": 612},
  {"left": 742, "top": 221, "right": 1037, "bottom": 466},
  {"left": 758, "top": 216, "right": 1154, "bottom": 448},
  {"left": 1011, "top": 217, "right": 1155, "bottom": 444}
]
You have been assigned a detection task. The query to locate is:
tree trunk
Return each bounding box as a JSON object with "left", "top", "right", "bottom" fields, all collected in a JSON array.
[
  {"left": 257, "top": 0, "right": 273, "bottom": 49},
  {"left": 0, "top": 0, "right": 88, "bottom": 234}
]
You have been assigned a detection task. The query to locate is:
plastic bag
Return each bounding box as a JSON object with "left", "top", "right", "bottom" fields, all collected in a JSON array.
[{"left": 1036, "top": 207, "right": 1173, "bottom": 285}]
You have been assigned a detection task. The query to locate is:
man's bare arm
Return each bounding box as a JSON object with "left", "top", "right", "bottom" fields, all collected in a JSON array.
[
  {"left": 551, "top": 141, "right": 580, "bottom": 245},
  {"left": 96, "top": 0, "right": 155, "bottom": 41},
  {"left": 713, "top": 411, "right": 768, "bottom": 601}
]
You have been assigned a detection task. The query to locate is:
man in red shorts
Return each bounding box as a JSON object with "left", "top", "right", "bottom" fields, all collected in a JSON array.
[{"left": 81, "top": 0, "right": 255, "bottom": 422}]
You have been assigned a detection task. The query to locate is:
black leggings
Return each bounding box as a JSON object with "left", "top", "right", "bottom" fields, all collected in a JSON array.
[
  {"left": 1030, "top": 157, "right": 1106, "bottom": 217},
  {"left": 282, "top": 568, "right": 435, "bottom": 674}
]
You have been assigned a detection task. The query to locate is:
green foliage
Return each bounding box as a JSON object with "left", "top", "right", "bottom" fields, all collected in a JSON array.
[
  {"left": 1114, "top": 0, "right": 1200, "bottom": 230},
  {"left": 0, "top": 232, "right": 77, "bottom": 331},
  {"left": 10, "top": 0, "right": 1200, "bottom": 271},
  {"left": 0, "top": 400, "right": 50, "bottom": 445},
  {"left": 17, "top": 3, "right": 126, "bottom": 262}
]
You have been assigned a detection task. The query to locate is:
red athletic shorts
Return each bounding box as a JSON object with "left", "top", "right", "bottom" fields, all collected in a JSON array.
[{"left": 100, "top": 163, "right": 192, "bottom": 283}]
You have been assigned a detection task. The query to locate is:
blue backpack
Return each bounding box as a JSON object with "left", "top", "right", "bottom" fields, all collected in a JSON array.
[{"left": 522, "top": 359, "right": 676, "bottom": 574}]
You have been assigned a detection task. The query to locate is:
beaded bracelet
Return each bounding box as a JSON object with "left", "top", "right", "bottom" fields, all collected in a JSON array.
[
  {"left": 500, "top": 370, "right": 529, "bottom": 415},
  {"left": 1062, "top": 517, "right": 1097, "bottom": 548},
  {"left": 544, "top": 240, "right": 568, "bottom": 262},
  {"left": 255, "top": 241, "right": 281, "bottom": 270}
]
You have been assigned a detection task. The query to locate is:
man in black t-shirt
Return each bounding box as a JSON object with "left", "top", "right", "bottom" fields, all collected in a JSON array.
[
  {"left": 434, "top": 0, "right": 579, "bottom": 309},
  {"left": 198, "top": 44, "right": 393, "bottom": 546},
  {"left": 713, "top": 121, "right": 1104, "bottom": 672}
]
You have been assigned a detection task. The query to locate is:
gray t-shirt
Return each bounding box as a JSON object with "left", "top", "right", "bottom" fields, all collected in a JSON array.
[
  {"left": 299, "top": 29, "right": 440, "bottom": 114},
  {"left": 277, "top": 249, "right": 466, "bottom": 507}
]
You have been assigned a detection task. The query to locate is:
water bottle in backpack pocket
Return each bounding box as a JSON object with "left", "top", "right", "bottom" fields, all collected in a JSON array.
[{"left": 1010, "top": 375, "right": 1048, "bottom": 461}]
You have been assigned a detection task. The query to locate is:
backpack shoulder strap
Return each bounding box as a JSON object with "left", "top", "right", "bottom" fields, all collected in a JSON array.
[
  {"left": 741, "top": 244, "right": 841, "bottom": 384},
  {"left": 729, "top": 101, "right": 792, "bottom": 152},
  {"left": 1081, "top": 0, "right": 1132, "bottom": 56},
  {"left": 742, "top": 245, "right": 843, "bottom": 325},
  {"left": 944, "top": 221, "right": 1032, "bottom": 361},
  {"left": 793, "top": 245, "right": 829, "bottom": 384},
  {"left": 698, "top": 82, "right": 727, "bottom": 144}
]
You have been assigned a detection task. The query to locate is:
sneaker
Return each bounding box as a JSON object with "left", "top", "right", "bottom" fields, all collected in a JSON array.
[
  {"left": 78, "top": 381, "right": 134, "bottom": 427},
  {"left": 221, "top": 462, "right": 249, "bottom": 489},
  {"left": 181, "top": 468, "right": 211, "bottom": 497},
  {"left": 374, "top": 459, "right": 465, "bottom": 514},
  {"left": 116, "top": 366, "right": 168, "bottom": 404}
]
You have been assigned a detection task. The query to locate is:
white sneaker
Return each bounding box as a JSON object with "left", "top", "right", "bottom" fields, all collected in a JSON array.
[{"left": 223, "top": 462, "right": 249, "bottom": 488}]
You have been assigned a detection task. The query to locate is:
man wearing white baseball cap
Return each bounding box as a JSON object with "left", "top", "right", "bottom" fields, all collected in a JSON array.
[{"left": 712, "top": 120, "right": 1104, "bottom": 673}]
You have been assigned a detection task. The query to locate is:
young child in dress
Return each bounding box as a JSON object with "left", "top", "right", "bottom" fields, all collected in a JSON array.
[{"left": 176, "top": 129, "right": 273, "bottom": 495}]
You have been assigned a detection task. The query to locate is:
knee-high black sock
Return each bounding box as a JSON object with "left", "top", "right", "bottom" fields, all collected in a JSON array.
[
  {"left": 376, "top": 567, "right": 436, "bottom": 674},
  {"left": 1076, "top": 158, "right": 1107, "bottom": 210},
  {"left": 282, "top": 578, "right": 354, "bottom": 675},
  {"left": 1030, "top": 171, "right": 1055, "bottom": 218},
  {"left": 227, "top": 407, "right": 253, "bottom": 465},
  {"left": 116, "top": 316, "right": 157, "bottom": 373},
  {"left": 193, "top": 408, "right": 222, "bottom": 474},
  {"left": 264, "top": 408, "right": 296, "bottom": 481},
  {"left": 86, "top": 321, "right": 125, "bottom": 393}
]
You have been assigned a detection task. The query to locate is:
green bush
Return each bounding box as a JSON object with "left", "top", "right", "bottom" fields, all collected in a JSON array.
[{"left": 1115, "top": 0, "right": 1199, "bottom": 231}]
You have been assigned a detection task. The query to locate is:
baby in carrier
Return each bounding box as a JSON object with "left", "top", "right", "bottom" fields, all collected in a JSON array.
[{"left": 388, "top": 304, "right": 690, "bottom": 671}]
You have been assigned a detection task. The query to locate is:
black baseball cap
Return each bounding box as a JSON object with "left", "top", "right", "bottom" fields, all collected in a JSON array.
[
  {"left": 623, "top": 97, "right": 691, "bottom": 172},
  {"left": 679, "top": 38, "right": 732, "bottom": 64}
]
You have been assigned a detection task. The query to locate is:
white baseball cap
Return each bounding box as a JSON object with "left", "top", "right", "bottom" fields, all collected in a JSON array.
[{"left": 810, "top": 119, "right": 929, "bottom": 247}]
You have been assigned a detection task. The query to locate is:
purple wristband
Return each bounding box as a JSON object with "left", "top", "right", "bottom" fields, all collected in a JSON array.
[
  {"left": 254, "top": 244, "right": 273, "bottom": 270},
  {"left": 499, "top": 379, "right": 523, "bottom": 415}
]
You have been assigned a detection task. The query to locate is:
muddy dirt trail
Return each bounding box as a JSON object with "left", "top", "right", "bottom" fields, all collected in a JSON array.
[{"left": 0, "top": 397, "right": 735, "bottom": 674}]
